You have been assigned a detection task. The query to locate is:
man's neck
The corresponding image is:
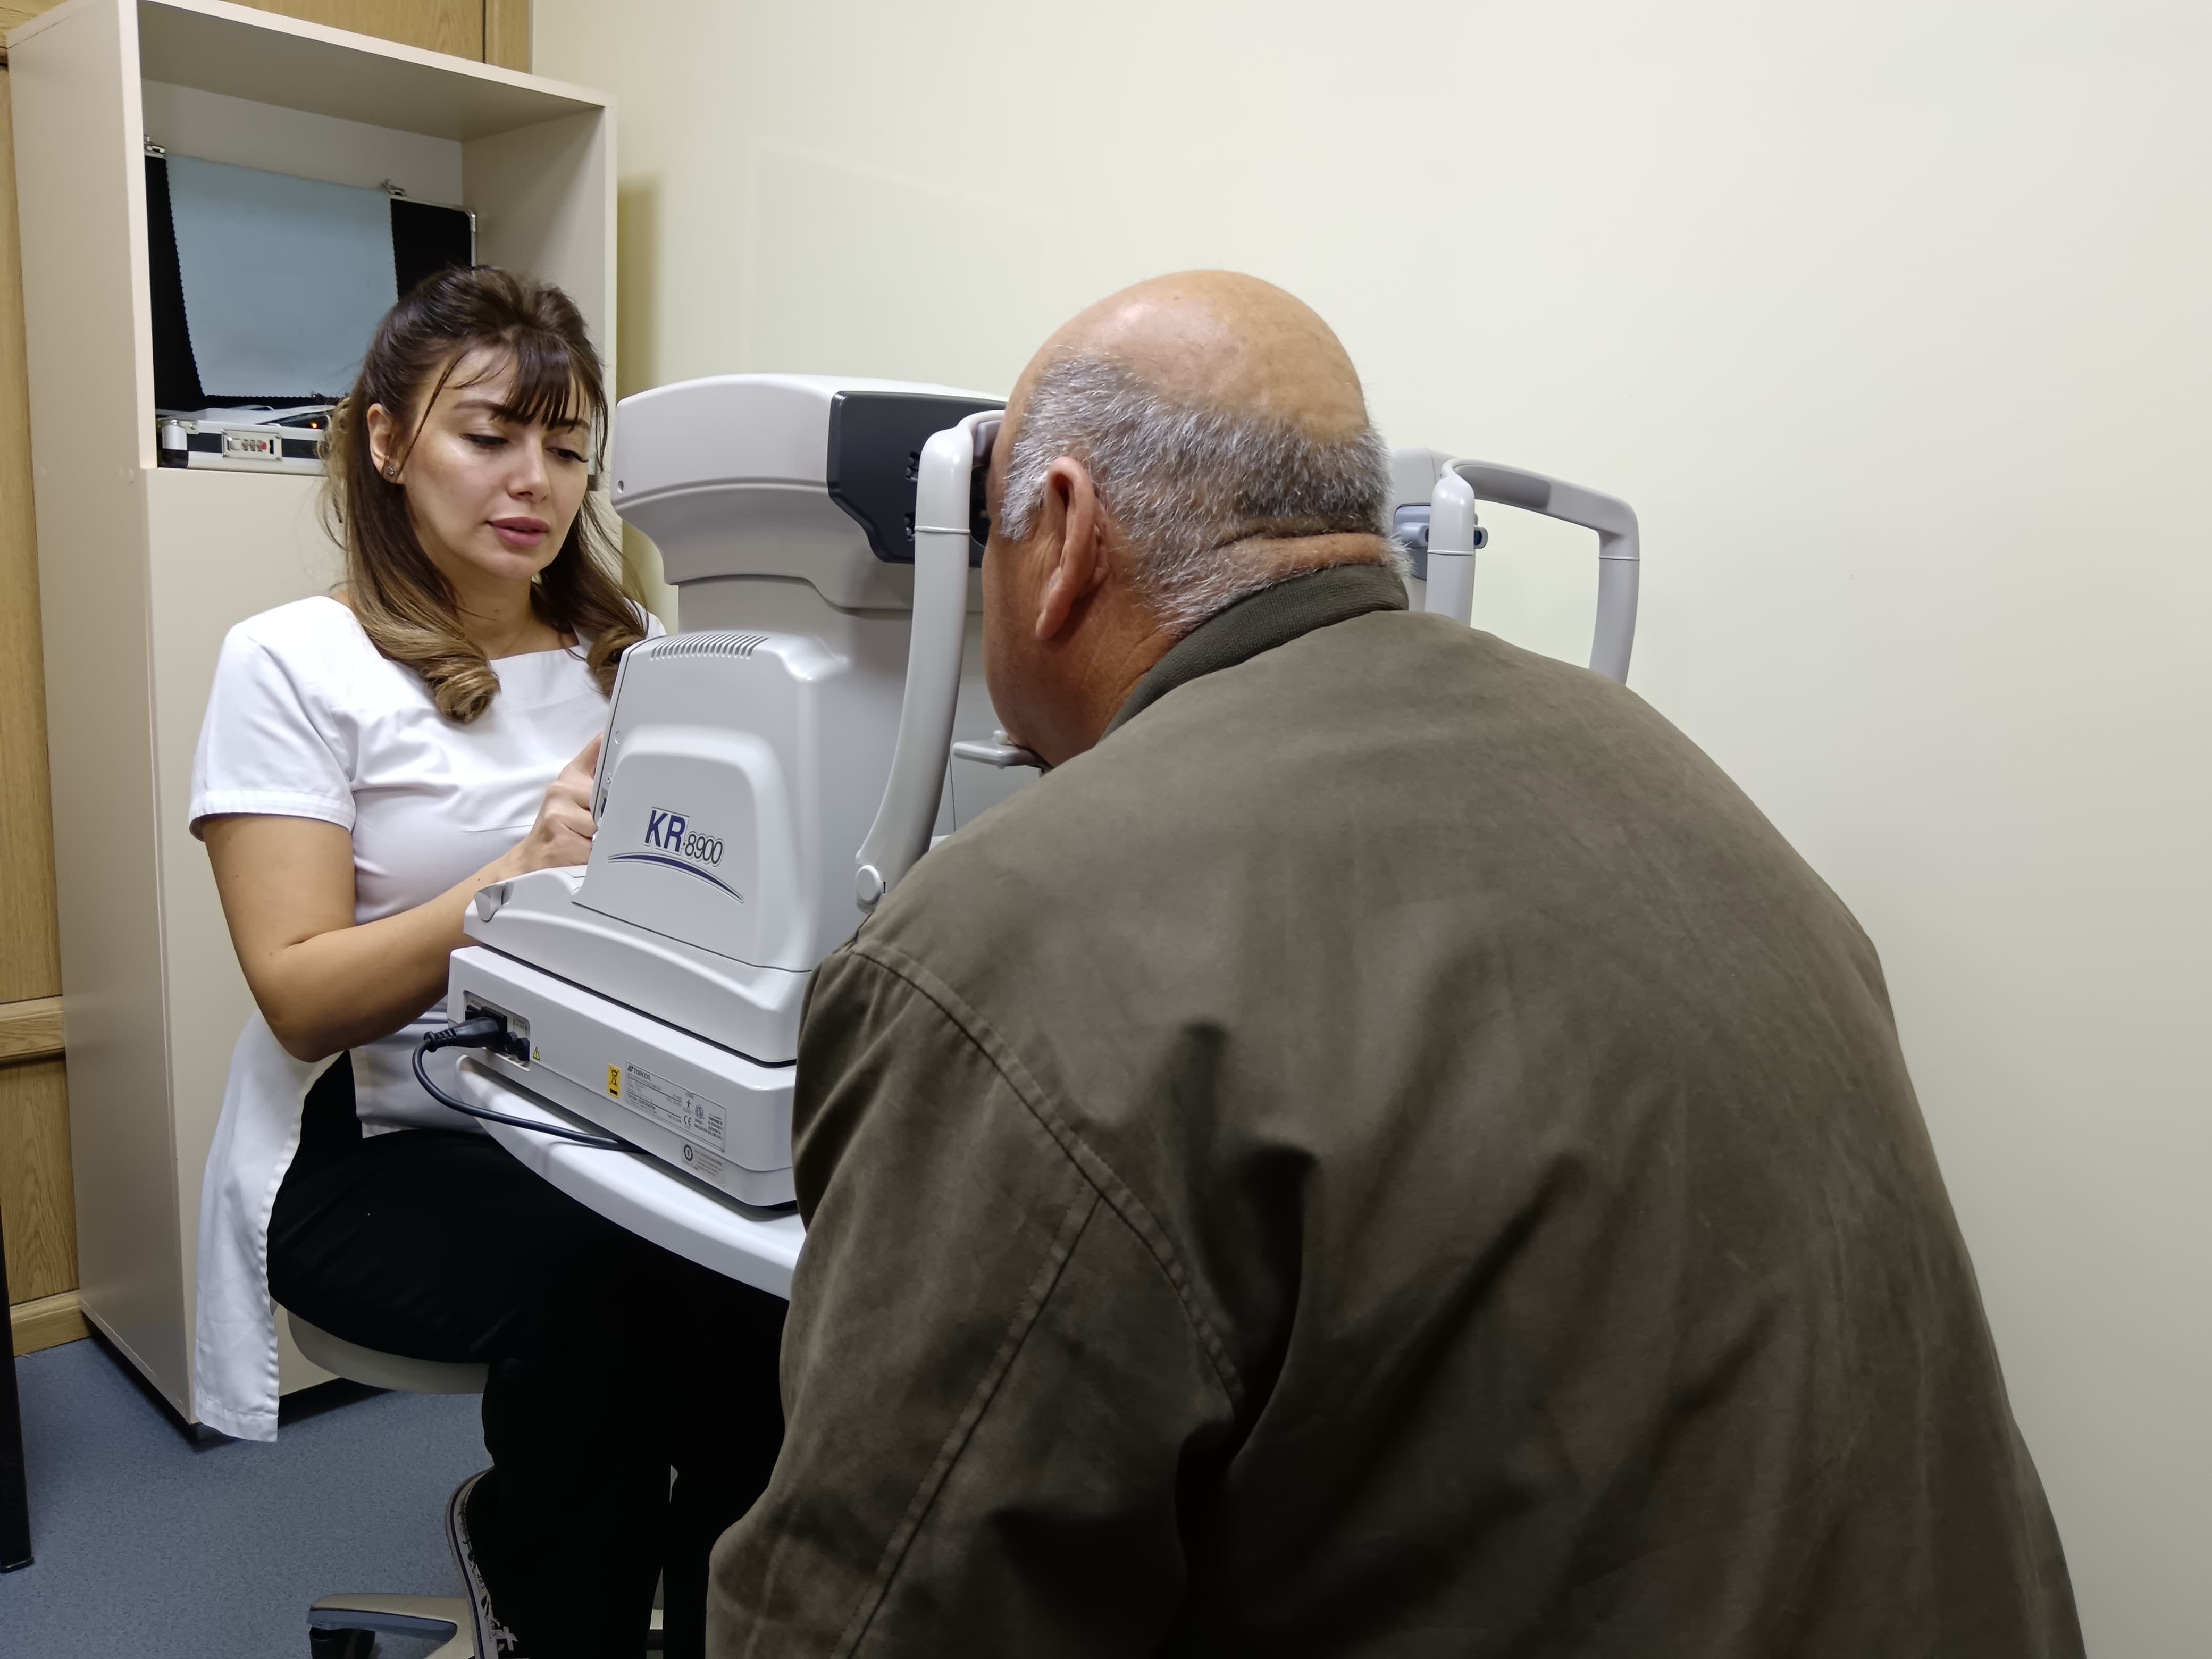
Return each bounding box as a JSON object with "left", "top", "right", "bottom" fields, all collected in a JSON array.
[
  {"left": 1049, "top": 629, "right": 1178, "bottom": 764},
  {"left": 1046, "top": 537, "right": 1395, "bottom": 762}
]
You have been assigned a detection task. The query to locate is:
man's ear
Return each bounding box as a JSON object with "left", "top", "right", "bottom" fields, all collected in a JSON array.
[{"left": 1035, "top": 457, "right": 1109, "bottom": 641}]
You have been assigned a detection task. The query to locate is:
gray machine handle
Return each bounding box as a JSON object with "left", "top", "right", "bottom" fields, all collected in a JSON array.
[
  {"left": 1428, "top": 460, "right": 1639, "bottom": 684},
  {"left": 854, "top": 409, "right": 1001, "bottom": 910}
]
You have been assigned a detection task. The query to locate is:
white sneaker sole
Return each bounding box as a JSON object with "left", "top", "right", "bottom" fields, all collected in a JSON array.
[{"left": 445, "top": 1469, "right": 520, "bottom": 1658}]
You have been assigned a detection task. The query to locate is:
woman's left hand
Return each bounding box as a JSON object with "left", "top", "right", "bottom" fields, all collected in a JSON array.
[{"left": 496, "top": 733, "right": 602, "bottom": 879}]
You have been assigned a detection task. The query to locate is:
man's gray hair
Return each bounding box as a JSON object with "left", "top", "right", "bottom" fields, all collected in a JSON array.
[{"left": 996, "top": 355, "right": 1400, "bottom": 635}]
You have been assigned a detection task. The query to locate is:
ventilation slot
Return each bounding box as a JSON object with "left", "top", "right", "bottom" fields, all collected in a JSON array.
[{"left": 642, "top": 632, "right": 770, "bottom": 659}]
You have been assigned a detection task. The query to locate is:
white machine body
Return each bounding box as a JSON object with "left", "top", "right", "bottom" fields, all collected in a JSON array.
[
  {"left": 448, "top": 377, "right": 1018, "bottom": 1206},
  {"left": 448, "top": 381, "right": 1644, "bottom": 1210}
]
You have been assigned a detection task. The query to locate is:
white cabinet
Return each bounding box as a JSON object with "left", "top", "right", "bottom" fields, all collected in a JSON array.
[{"left": 7, "top": 0, "right": 611, "bottom": 1420}]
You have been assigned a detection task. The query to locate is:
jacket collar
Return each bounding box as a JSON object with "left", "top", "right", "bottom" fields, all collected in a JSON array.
[{"left": 1105, "top": 561, "right": 1409, "bottom": 738}]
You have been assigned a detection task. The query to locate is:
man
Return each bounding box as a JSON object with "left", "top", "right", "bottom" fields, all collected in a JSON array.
[{"left": 709, "top": 272, "right": 2081, "bottom": 1655}]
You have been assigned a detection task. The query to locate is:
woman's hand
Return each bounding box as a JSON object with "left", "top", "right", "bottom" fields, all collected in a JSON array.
[{"left": 495, "top": 734, "right": 603, "bottom": 879}]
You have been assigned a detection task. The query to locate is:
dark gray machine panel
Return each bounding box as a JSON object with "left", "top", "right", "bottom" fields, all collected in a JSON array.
[{"left": 825, "top": 390, "right": 1002, "bottom": 566}]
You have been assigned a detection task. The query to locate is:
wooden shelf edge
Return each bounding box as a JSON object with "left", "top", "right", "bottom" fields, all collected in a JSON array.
[
  {"left": 0, "top": 0, "right": 65, "bottom": 63},
  {"left": 0, "top": 994, "right": 62, "bottom": 1066},
  {"left": 10, "top": 1287, "right": 87, "bottom": 1355}
]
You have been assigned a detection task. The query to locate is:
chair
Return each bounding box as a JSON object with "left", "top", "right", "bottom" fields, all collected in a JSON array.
[
  {"left": 286, "top": 1311, "right": 488, "bottom": 1659},
  {"left": 283, "top": 1313, "right": 666, "bottom": 1656}
]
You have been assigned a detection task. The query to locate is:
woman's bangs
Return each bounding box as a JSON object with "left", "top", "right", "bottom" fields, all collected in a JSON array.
[{"left": 456, "top": 332, "right": 598, "bottom": 434}]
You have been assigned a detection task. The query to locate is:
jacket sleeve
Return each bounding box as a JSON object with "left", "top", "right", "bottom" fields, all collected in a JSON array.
[{"left": 708, "top": 940, "right": 1239, "bottom": 1657}]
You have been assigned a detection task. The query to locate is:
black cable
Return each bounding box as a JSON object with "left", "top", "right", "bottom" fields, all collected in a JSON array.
[{"left": 412, "top": 1021, "right": 626, "bottom": 1150}]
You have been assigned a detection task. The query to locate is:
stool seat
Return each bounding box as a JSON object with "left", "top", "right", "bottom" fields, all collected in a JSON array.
[{"left": 287, "top": 1313, "right": 489, "bottom": 1395}]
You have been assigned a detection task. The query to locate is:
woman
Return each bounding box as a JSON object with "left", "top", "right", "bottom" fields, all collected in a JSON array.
[{"left": 189, "top": 266, "right": 783, "bottom": 1659}]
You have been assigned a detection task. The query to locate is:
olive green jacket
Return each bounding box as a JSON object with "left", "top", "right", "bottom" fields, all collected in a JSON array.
[{"left": 710, "top": 564, "right": 2080, "bottom": 1657}]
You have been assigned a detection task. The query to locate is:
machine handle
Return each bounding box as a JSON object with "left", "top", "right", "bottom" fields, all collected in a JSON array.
[
  {"left": 854, "top": 410, "right": 1002, "bottom": 910},
  {"left": 951, "top": 731, "right": 1045, "bottom": 769},
  {"left": 1427, "top": 460, "right": 1640, "bottom": 684}
]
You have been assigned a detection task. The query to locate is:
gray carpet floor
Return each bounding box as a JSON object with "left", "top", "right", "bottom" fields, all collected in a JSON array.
[{"left": 2, "top": 1335, "right": 485, "bottom": 1658}]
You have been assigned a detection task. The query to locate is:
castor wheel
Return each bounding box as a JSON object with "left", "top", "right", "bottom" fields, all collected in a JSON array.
[{"left": 308, "top": 1627, "right": 374, "bottom": 1658}]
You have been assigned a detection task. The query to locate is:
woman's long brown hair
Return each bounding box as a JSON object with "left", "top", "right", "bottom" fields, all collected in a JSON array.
[{"left": 321, "top": 266, "right": 646, "bottom": 723}]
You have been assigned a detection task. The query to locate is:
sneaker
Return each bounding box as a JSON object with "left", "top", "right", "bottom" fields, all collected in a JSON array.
[{"left": 446, "top": 1469, "right": 527, "bottom": 1657}]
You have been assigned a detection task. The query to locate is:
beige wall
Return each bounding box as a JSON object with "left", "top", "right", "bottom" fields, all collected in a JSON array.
[{"left": 534, "top": 2, "right": 2210, "bottom": 1648}]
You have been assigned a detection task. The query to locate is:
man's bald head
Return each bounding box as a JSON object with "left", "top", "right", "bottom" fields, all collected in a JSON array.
[
  {"left": 1020, "top": 271, "right": 1372, "bottom": 442},
  {"left": 996, "top": 272, "right": 1395, "bottom": 636},
  {"left": 982, "top": 273, "right": 1397, "bottom": 764}
]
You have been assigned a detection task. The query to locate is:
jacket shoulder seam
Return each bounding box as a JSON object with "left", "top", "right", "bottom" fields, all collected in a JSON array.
[
  {"left": 835, "top": 937, "right": 1247, "bottom": 1412},
  {"left": 834, "top": 1184, "right": 1105, "bottom": 1656}
]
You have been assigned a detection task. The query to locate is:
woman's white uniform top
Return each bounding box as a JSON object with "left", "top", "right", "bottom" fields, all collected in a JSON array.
[{"left": 187, "top": 594, "right": 660, "bottom": 1441}]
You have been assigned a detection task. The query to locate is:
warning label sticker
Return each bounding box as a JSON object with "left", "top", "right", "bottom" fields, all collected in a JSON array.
[{"left": 620, "top": 1062, "right": 727, "bottom": 1154}]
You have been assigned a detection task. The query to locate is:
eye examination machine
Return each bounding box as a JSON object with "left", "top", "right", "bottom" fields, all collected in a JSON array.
[
  {"left": 434, "top": 375, "right": 1640, "bottom": 1210},
  {"left": 434, "top": 377, "right": 1019, "bottom": 1205}
]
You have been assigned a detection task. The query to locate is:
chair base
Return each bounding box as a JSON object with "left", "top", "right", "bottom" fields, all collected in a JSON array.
[
  {"left": 309, "top": 1591, "right": 665, "bottom": 1655},
  {"left": 311, "top": 1593, "right": 472, "bottom": 1658}
]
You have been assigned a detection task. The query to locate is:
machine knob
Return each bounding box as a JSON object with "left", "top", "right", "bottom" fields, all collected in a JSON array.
[{"left": 854, "top": 864, "right": 887, "bottom": 910}]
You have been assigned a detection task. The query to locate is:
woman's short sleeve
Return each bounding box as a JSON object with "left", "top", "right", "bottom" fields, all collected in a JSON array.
[{"left": 189, "top": 624, "right": 355, "bottom": 838}]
